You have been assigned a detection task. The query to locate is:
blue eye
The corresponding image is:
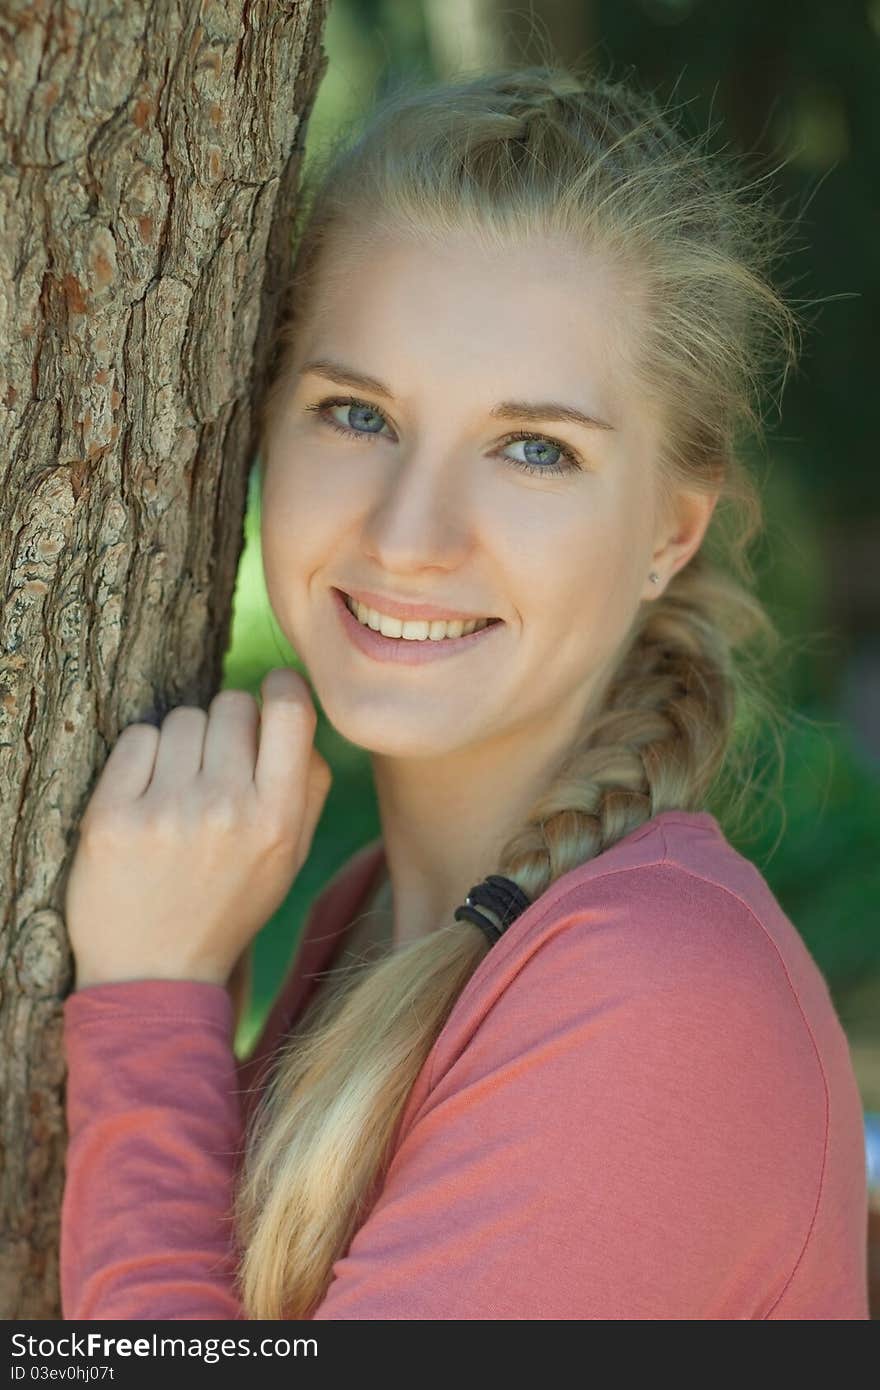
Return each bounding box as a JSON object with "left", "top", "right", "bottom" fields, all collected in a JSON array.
[
  {"left": 303, "top": 398, "right": 389, "bottom": 444},
  {"left": 304, "top": 395, "right": 583, "bottom": 478},
  {"left": 500, "top": 434, "right": 580, "bottom": 476},
  {"left": 317, "top": 400, "right": 389, "bottom": 438}
]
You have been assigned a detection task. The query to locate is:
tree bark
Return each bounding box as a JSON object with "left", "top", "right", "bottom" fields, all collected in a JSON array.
[{"left": 0, "top": 0, "right": 329, "bottom": 1319}]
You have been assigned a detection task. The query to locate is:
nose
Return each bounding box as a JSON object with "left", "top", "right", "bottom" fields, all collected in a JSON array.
[{"left": 360, "top": 447, "right": 473, "bottom": 574}]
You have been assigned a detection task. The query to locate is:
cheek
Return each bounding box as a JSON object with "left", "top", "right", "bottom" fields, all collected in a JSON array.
[
  {"left": 524, "top": 513, "right": 639, "bottom": 671},
  {"left": 261, "top": 449, "right": 354, "bottom": 580}
]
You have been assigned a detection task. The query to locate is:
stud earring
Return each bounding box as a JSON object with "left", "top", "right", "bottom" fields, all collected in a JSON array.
[{"left": 649, "top": 572, "right": 660, "bottom": 584}]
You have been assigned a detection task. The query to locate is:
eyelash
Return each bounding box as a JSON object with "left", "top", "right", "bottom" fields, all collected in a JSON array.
[{"left": 302, "top": 395, "right": 583, "bottom": 477}]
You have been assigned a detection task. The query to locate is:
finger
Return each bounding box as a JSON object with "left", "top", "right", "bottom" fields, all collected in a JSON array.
[
  {"left": 147, "top": 706, "right": 207, "bottom": 793},
  {"left": 296, "top": 747, "right": 333, "bottom": 850},
  {"left": 253, "top": 668, "right": 316, "bottom": 811},
  {"left": 88, "top": 724, "right": 160, "bottom": 811},
  {"left": 200, "top": 689, "right": 260, "bottom": 787}
]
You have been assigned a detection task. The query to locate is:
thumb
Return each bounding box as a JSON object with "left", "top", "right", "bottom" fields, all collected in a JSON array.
[
  {"left": 296, "top": 747, "right": 334, "bottom": 857},
  {"left": 254, "top": 667, "right": 319, "bottom": 810}
]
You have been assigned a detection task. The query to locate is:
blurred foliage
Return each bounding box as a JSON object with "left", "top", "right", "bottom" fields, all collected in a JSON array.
[
  {"left": 599, "top": 0, "right": 880, "bottom": 522},
  {"left": 223, "top": 1, "right": 880, "bottom": 1054}
]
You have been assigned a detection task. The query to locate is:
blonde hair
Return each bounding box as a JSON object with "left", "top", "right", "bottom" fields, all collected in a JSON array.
[{"left": 233, "top": 60, "right": 808, "bottom": 1318}]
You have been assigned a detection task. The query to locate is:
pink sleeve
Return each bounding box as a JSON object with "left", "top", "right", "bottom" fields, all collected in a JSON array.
[
  {"left": 61, "top": 979, "right": 246, "bottom": 1320},
  {"left": 60, "top": 883, "right": 839, "bottom": 1320},
  {"left": 60, "top": 855, "right": 349, "bottom": 1321}
]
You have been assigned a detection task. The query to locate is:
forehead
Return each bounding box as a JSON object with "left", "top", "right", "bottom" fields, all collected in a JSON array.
[{"left": 297, "top": 227, "right": 638, "bottom": 424}]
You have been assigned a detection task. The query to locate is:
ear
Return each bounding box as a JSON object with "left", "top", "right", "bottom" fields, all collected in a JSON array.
[{"left": 643, "top": 486, "right": 719, "bottom": 600}]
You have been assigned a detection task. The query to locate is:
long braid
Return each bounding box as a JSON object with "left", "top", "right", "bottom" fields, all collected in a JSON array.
[{"left": 499, "top": 556, "right": 738, "bottom": 900}]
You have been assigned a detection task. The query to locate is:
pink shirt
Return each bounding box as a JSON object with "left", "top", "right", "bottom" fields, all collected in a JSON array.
[{"left": 60, "top": 810, "right": 870, "bottom": 1319}]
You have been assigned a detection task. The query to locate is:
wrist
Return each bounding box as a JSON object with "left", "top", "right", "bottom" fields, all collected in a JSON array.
[{"left": 73, "top": 964, "right": 230, "bottom": 991}]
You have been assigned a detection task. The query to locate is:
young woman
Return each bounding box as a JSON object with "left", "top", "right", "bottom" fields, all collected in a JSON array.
[{"left": 60, "top": 63, "right": 870, "bottom": 1320}]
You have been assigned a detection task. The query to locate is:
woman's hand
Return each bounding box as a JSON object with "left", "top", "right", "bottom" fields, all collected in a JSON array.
[{"left": 63, "top": 668, "right": 332, "bottom": 991}]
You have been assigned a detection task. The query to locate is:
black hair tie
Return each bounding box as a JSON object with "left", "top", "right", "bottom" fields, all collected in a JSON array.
[{"left": 454, "top": 874, "right": 532, "bottom": 947}]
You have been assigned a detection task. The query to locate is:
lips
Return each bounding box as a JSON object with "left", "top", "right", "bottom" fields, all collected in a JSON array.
[
  {"left": 343, "top": 591, "right": 497, "bottom": 638},
  {"left": 331, "top": 585, "right": 504, "bottom": 665},
  {"left": 338, "top": 586, "right": 499, "bottom": 625}
]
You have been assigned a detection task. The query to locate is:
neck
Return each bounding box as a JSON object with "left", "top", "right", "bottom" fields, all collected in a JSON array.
[{"left": 370, "top": 682, "right": 599, "bottom": 951}]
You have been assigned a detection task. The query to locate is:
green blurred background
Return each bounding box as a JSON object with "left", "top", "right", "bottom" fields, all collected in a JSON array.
[{"left": 221, "top": 0, "right": 880, "bottom": 1130}]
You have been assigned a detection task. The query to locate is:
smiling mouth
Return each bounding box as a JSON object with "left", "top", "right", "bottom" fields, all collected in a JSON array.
[{"left": 341, "top": 591, "right": 503, "bottom": 642}]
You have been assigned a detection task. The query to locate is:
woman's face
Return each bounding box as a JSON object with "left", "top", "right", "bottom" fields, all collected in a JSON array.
[{"left": 261, "top": 229, "right": 676, "bottom": 758}]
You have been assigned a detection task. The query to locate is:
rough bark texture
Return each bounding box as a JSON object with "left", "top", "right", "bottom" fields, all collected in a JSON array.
[{"left": 0, "top": 0, "right": 329, "bottom": 1319}]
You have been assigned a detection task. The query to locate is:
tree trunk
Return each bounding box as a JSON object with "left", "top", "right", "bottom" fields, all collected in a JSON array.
[{"left": 0, "top": 0, "right": 329, "bottom": 1319}]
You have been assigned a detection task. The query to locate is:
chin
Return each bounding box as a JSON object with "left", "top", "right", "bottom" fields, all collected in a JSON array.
[{"left": 317, "top": 688, "right": 483, "bottom": 759}]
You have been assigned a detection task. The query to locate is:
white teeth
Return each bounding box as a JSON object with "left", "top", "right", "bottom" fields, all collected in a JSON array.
[
  {"left": 345, "top": 595, "right": 493, "bottom": 641},
  {"left": 378, "top": 614, "right": 403, "bottom": 638}
]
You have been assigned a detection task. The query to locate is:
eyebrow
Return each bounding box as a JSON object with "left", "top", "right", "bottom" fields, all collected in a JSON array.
[{"left": 298, "top": 358, "right": 616, "bottom": 432}]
